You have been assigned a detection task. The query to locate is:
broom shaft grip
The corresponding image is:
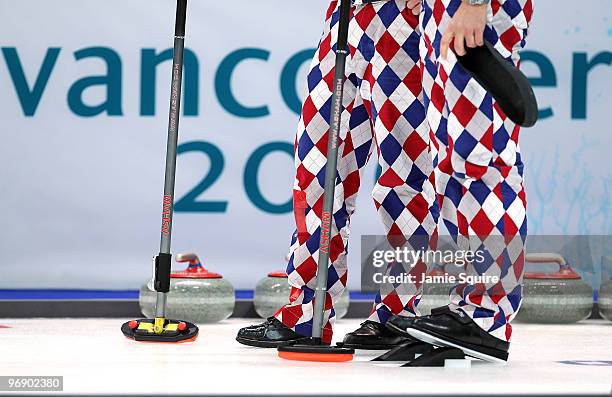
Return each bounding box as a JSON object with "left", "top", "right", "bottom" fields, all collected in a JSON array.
[{"left": 175, "top": 0, "right": 187, "bottom": 37}]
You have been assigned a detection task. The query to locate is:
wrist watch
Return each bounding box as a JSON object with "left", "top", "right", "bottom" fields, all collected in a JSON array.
[{"left": 465, "top": 0, "right": 491, "bottom": 5}]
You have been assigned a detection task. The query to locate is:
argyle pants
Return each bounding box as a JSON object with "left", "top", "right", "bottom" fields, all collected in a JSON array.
[
  {"left": 275, "top": 0, "right": 437, "bottom": 343},
  {"left": 420, "top": 0, "right": 532, "bottom": 341}
]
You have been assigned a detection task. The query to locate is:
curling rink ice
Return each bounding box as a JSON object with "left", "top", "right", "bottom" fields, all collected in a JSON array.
[{"left": 1, "top": 318, "right": 611, "bottom": 395}]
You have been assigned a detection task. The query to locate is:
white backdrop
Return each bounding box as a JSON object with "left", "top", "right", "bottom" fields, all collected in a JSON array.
[{"left": 0, "top": 0, "right": 610, "bottom": 289}]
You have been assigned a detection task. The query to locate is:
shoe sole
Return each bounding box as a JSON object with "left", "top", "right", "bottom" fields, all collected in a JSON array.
[
  {"left": 235, "top": 336, "right": 307, "bottom": 348},
  {"left": 341, "top": 343, "right": 402, "bottom": 351},
  {"left": 457, "top": 41, "right": 538, "bottom": 127},
  {"left": 386, "top": 323, "right": 508, "bottom": 364}
]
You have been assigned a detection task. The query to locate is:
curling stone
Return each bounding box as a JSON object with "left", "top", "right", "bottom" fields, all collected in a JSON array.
[
  {"left": 419, "top": 264, "right": 455, "bottom": 315},
  {"left": 598, "top": 278, "right": 612, "bottom": 321},
  {"left": 140, "top": 253, "right": 235, "bottom": 324},
  {"left": 253, "top": 271, "right": 350, "bottom": 319},
  {"left": 515, "top": 253, "right": 593, "bottom": 324}
]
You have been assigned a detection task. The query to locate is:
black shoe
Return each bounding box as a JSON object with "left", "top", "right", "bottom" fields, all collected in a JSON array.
[
  {"left": 386, "top": 306, "right": 510, "bottom": 362},
  {"left": 342, "top": 320, "right": 412, "bottom": 350},
  {"left": 236, "top": 317, "right": 308, "bottom": 348},
  {"left": 384, "top": 307, "right": 450, "bottom": 336}
]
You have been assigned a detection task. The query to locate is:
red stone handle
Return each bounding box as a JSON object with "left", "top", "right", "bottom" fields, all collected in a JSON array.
[
  {"left": 525, "top": 253, "right": 566, "bottom": 267},
  {"left": 176, "top": 253, "right": 201, "bottom": 266},
  {"left": 172, "top": 252, "right": 222, "bottom": 278},
  {"left": 525, "top": 253, "right": 580, "bottom": 280}
]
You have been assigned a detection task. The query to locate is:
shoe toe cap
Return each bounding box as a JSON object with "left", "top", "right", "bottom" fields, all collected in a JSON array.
[
  {"left": 342, "top": 333, "right": 360, "bottom": 344},
  {"left": 387, "top": 315, "right": 416, "bottom": 331},
  {"left": 237, "top": 325, "right": 263, "bottom": 339}
]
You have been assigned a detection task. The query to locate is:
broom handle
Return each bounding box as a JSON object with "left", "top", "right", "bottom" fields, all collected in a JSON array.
[
  {"left": 154, "top": 0, "right": 188, "bottom": 319},
  {"left": 160, "top": 0, "right": 187, "bottom": 255},
  {"left": 312, "top": 0, "right": 352, "bottom": 340}
]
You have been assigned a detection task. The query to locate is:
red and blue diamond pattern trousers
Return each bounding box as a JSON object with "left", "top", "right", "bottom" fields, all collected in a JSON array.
[
  {"left": 274, "top": 0, "right": 438, "bottom": 343},
  {"left": 276, "top": 0, "right": 532, "bottom": 343},
  {"left": 421, "top": 0, "right": 532, "bottom": 341}
]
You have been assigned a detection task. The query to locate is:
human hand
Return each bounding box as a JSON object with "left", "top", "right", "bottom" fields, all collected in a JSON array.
[
  {"left": 440, "top": 0, "right": 487, "bottom": 59},
  {"left": 407, "top": 0, "right": 422, "bottom": 16}
]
